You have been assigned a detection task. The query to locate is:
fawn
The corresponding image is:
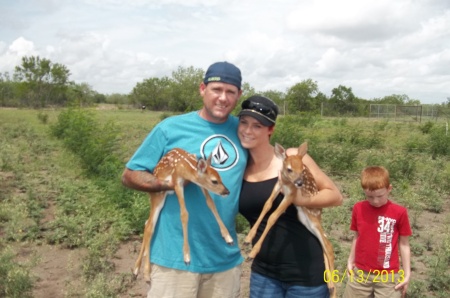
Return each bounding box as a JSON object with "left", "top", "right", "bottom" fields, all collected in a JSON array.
[
  {"left": 134, "top": 148, "right": 232, "bottom": 283},
  {"left": 244, "top": 142, "right": 336, "bottom": 297}
]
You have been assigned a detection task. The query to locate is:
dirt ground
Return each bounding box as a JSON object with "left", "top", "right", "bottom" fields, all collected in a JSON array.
[
  {"left": 25, "top": 200, "right": 450, "bottom": 298},
  {"left": 25, "top": 236, "right": 251, "bottom": 298},
  {"left": 12, "top": 197, "right": 450, "bottom": 298}
]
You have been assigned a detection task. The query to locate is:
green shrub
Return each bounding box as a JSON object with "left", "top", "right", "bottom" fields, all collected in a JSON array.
[
  {"left": 405, "top": 136, "right": 427, "bottom": 152},
  {"left": 419, "top": 188, "right": 444, "bottom": 213},
  {"left": 427, "top": 235, "right": 450, "bottom": 295},
  {"left": 429, "top": 126, "right": 450, "bottom": 158},
  {"left": 37, "top": 111, "right": 49, "bottom": 124},
  {"left": 419, "top": 121, "right": 434, "bottom": 134},
  {"left": 373, "top": 120, "right": 389, "bottom": 131},
  {"left": 407, "top": 280, "right": 427, "bottom": 298},
  {"left": 312, "top": 144, "right": 359, "bottom": 174},
  {"left": 236, "top": 214, "right": 249, "bottom": 234},
  {"left": 272, "top": 115, "right": 306, "bottom": 147},
  {"left": 387, "top": 154, "right": 417, "bottom": 182},
  {"left": 410, "top": 239, "right": 425, "bottom": 256},
  {"left": 0, "top": 248, "right": 34, "bottom": 298},
  {"left": 50, "top": 107, "right": 123, "bottom": 178}
]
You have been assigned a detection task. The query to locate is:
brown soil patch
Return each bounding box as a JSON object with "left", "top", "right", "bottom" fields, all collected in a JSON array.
[{"left": 25, "top": 236, "right": 251, "bottom": 298}]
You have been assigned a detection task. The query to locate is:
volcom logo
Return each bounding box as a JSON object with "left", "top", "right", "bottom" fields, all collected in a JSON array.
[
  {"left": 200, "top": 135, "right": 239, "bottom": 171},
  {"left": 211, "top": 141, "right": 229, "bottom": 165}
]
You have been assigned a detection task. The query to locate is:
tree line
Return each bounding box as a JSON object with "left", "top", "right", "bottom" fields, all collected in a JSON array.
[{"left": 1, "top": 55, "right": 449, "bottom": 115}]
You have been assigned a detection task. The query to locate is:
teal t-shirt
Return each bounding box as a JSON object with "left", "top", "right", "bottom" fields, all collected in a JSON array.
[{"left": 126, "top": 111, "right": 248, "bottom": 273}]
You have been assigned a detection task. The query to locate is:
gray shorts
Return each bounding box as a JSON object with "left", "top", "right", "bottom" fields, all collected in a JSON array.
[{"left": 147, "top": 264, "right": 242, "bottom": 298}]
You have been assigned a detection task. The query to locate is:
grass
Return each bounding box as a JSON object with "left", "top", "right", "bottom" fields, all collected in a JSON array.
[{"left": 0, "top": 106, "right": 449, "bottom": 297}]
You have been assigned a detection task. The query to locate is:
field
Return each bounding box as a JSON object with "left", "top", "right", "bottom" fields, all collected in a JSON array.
[{"left": 1, "top": 106, "right": 449, "bottom": 297}]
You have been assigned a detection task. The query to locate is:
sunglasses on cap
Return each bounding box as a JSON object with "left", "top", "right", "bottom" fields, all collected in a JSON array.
[{"left": 241, "top": 100, "right": 277, "bottom": 120}]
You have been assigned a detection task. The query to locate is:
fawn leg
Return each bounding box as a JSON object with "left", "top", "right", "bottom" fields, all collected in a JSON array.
[
  {"left": 140, "top": 193, "right": 166, "bottom": 283},
  {"left": 201, "top": 188, "right": 233, "bottom": 245},
  {"left": 173, "top": 183, "right": 190, "bottom": 265},
  {"left": 134, "top": 193, "right": 160, "bottom": 276},
  {"left": 244, "top": 183, "right": 281, "bottom": 244},
  {"left": 323, "top": 250, "right": 336, "bottom": 298},
  {"left": 248, "top": 192, "right": 293, "bottom": 259},
  {"left": 303, "top": 217, "right": 336, "bottom": 298},
  {"left": 323, "top": 237, "right": 336, "bottom": 297}
]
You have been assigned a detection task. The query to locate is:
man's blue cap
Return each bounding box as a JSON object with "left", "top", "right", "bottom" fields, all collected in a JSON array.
[{"left": 203, "top": 61, "right": 242, "bottom": 90}]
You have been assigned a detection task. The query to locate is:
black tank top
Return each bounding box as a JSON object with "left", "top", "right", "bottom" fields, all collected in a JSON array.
[{"left": 239, "top": 177, "right": 326, "bottom": 286}]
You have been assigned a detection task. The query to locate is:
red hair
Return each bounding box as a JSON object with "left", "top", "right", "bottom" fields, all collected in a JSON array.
[{"left": 361, "top": 166, "right": 390, "bottom": 191}]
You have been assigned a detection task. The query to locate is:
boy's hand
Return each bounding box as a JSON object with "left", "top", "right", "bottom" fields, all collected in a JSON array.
[
  {"left": 346, "top": 263, "right": 354, "bottom": 277},
  {"left": 395, "top": 278, "right": 409, "bottom": 297}
]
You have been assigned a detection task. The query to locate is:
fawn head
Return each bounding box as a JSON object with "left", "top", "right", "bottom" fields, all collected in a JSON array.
[
  {"left": 275, "top": 142, "right": 316, "bottom": 195},
  {"left": 195, "top": 154, "right": 230, "bottom": 196}
]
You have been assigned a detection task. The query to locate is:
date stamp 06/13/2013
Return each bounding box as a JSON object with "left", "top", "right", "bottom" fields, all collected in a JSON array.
[{"left": 324, "top": 269, "right": 405, "bottom": 284}]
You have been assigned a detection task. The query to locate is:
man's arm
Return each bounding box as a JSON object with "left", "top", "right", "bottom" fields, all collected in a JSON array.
[{"left": 121, "top": 168, "right": 174, "bottom": 192}]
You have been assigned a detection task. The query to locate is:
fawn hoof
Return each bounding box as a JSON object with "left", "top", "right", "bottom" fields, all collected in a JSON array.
[
  {"left": 224, "top": 235, "right": 234, "bottom": 245},
  {"left": 133, "top": 267, "right": 139, "bottom": 277},
  {"left": 329, "top": 286, "right": 336, "bottom": 297},
  {"left": 243, "top": 237, "right": 252, "bottom": 246},
  {"left": 145, "top": 278, "right": 151, "bottom": 285},
  {"left": 131, "top": 269, "right": 138, "bottom": 281},
  {"left": 184, "top": 254, "right": 191, "bottom": 266}
]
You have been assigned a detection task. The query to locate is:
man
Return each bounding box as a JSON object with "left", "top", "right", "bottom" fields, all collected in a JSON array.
[{"left": 122, "top": 61, "right": 247, "bottom": 298}]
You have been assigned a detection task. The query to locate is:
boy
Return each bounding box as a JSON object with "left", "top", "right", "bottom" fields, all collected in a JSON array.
[{"left": 343, "top": 166, "right": 412, "bottom": 298}]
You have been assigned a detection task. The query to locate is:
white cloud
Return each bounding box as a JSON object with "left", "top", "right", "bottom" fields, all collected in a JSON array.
[{"left": 0, "top": 0, "right": 449, "bottom": 103}]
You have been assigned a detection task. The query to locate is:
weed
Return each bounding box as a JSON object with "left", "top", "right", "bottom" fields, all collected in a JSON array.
[
  {"left": 407, "top": 280, "right": 427, "bottom": 298},
  {"left": 272, "top": 115, "right": 306, "bottom": 147},
  {"left": 37, "top": 111, "right": 49, "bottom": 124},
  {"left": 0, "top": 247, "right": 34, "bottom": 298},
  {"left": 387, "top": 153, "right": 417, "bottom": 182},
  {"left": 419, "top": 121, "right": 434, "bottom": 134},
  {"left": 429, "top": 125, "right": 450, "bottom": 158},
  {"left": 236, "top": 214, "right": 249, "bottom": 234}
]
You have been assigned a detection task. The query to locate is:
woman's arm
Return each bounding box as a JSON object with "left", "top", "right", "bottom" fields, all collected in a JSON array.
[{"left": 286, "top": 147, "right": 343, "bottom": 208}]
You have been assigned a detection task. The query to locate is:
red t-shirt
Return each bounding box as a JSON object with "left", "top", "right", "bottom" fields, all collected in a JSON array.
[{"left": 350, "top": 200, "right": 412, "bottom": 272}]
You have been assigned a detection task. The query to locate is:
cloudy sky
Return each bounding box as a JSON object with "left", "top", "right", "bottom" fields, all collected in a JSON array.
[{"left": 1, "top": 0, "right": 449, "bottom": 104}]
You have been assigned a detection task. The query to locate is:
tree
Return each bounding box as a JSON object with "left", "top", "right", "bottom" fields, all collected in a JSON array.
[
  {"left": 0, "top": 72, "right": 17, "bottom": 107},
  {"left": 130, "top": 77, "right": 171, "bottom": 110},
  {"left": 285, "top": 79, "right": 319, "bottom": 114},
  {"left": 329, "top": 85, "right": 361, "bottom": 115},
  {"left": 375, "top": 94, "right": 409, "bottom": 105},
  {"left": 104, "top": 93, "right": 125, "bottom": 105},
  {"left": 14, "top": 56, "right": 71, "bottom": 107},
  {"left": 66, "top": 83, "right": 98, "bottom": 106},
  {"left": 169, "top": 66, "right": 204, "bottom": 112}
]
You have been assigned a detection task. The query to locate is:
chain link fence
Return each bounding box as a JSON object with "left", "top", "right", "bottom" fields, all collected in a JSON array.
[{"left": 319, "top": 103, "right": 448, "bottom": 123}]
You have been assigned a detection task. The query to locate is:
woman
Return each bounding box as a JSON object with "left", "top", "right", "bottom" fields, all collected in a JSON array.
[{"left": 238, "top": 95, "right": 343, "bottom": 298}]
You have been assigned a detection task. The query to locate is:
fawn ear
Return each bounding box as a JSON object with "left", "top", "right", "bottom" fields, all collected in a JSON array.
[
  {"left": 206, "top": 153, "right": 213, "bottom": 165},
  {"left": 298, "top": 142, "right": 308, "bottom": 157},
  {"left": 197, "top": 158, "right": 207, "bottom": 173},
  {"left": 274, "top": 143, "right": 286, "bottom": 159}
]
